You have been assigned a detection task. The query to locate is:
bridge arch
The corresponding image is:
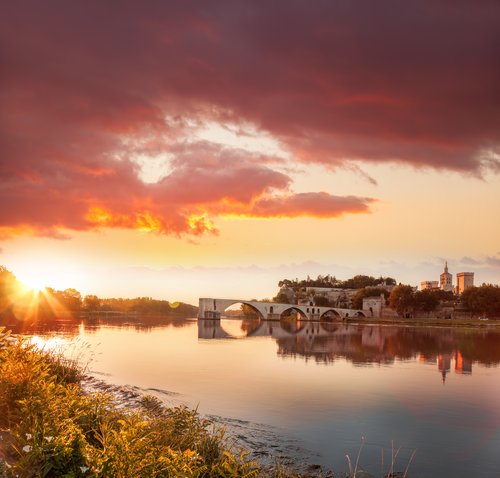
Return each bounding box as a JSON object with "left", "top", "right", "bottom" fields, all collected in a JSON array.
[
  {"left": 319, "top": 308, "right": 342, "bottom": 321},
  {"left": 222, "top": 301, "right": 265, "bottom": 320},
  {"left": 280, "top": 306, "right": 308, "bottom": 321},
  {"left": 279, "top": 306, "right": 308, "bottom": 334}
]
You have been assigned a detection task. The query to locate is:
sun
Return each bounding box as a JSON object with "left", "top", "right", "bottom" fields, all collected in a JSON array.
[{"left": 17, "top": 272, "right": 47, "bottom": 294}]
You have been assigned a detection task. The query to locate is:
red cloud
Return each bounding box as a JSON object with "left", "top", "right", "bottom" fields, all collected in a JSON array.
[
  {"left": 0, "top": 137, "right": 375, "bottom": 238},
  {"left": 249, "top": 193, "right": 375, "bottom": 219},
  {"left": 1, "top": 1, "right": 498, "bottom": 238}
]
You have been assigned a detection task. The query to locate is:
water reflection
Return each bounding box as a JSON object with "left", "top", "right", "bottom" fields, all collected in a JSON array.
[
  {"left": 4, "top": 315, "right": 500, "bottom": 476},
  {"left": 198, "top": 319, "right": 500, "bottom": 376},
  {"left": 4, "top": 315, "right": 498, "bottom": 376},
  {"left": 0, "top": 314, "right": 194, "bottom": 337}
]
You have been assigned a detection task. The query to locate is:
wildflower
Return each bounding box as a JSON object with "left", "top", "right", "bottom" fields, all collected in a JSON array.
[
  {"left": 22, "top": 445, "right": 32, "bottom": 453},
  {"left": 79, "top": 466, "right": 89, "bottom": 473},
  {"left": 184, "top": 450, "right": 200, "bottom": 462},
  {"left": 25, "top": 433, "right": 32, "bottom": 440},
  {"left": 44, "top": 436, "right": 53, "bottom": 442}
]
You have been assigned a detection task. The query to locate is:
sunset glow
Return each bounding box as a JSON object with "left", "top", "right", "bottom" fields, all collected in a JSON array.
[
  {"left": 2, "top": 5, "right": 500, "bottom": 476},
  {"left": 1, "top": 1, "right": 499, "bottom": 303}
]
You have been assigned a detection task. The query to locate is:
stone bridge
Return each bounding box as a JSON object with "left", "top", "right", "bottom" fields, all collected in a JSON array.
[{"left": 198, "top": 297, "right": 368, "bottom": 321}]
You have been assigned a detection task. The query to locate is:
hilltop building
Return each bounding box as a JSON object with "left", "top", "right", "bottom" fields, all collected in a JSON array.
[
  {"left": 439, "top": 262, "right": 454, "bottom": 292},
  {"left": 421, "top": 280, "right": 439, "bottom": 290},
  {"left": 421, "top": 262, "right": 476, "bottom": 297},
  {"left": 456, "top": 272, "right": 474, "bottom": 294}
]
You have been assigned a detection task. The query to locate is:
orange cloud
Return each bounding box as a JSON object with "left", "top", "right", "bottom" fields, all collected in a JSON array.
[
  {"left": 85, "top": 207, "right": 218, "bottom": 236},
  {"left": 0, "top": 120, "right": 375, "bottom": 239},
  {"left": 2, "top": 1, "right": 498, "bottom": 240}
]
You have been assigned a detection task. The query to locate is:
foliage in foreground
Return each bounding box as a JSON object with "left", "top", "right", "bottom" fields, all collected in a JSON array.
[
  {"left": 0, "top": 327, "right": 411, "bottom": 478},
  {"left": 0, "top": 327, "right": 259, "bottom": 478}
]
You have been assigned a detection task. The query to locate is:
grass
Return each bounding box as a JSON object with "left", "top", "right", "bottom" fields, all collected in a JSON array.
[
  {"left": 343, "top": 438, "right": 417, "bottom": 478},
  {"left": 0, "top": 327, "right": 262, "bottom": 477}
]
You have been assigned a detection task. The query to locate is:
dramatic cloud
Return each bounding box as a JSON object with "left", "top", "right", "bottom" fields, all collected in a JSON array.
[
  {"left": 248, "top": 193, "right": 374, "bottom": 219},
  {"left": 1, "top": 1, "right": 499, "bottom": 238},
  {"left": 0, "top": 136, "right": 374, "bottom": 238}
]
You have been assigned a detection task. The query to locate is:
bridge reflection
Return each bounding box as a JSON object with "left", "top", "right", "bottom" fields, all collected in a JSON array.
[
  {"left": 198, "top": 318, "right": 500, "bottom": 380},
  {"left": 198, "top": 318, "right": 346, "bottom": 340}
]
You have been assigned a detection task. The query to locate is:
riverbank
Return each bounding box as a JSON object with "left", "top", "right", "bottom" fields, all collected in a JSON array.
[
  {"left": 342, "top": 315, "right": 499, "bottom": 328},
  {"left": 0, "top": 328, "right": 257, "bottom": 477},
  {"left": 0, "top": 328, "right": 342, "bottom": 478}
]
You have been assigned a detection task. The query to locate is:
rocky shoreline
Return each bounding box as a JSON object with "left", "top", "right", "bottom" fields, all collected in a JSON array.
[{"left": 82, "top": 375, "right": 340, "bottom": 477}]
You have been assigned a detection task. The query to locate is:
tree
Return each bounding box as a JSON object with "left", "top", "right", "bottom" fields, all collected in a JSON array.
[
  {"left": 276, "top": 274, "right": 396, "bottom": 293},
  {"left": 413, "top": 289, "right": 440, "bottom": 313},
  {"left": 60, "top": 288, "right": 82, "bottom": 311},
  {"left": 240, "top": 303, "right": 260, "bottom": 317},
  {"left": 412, "top": 289, "right": 455, "bottom": 314},
  {"left": 342, "top": 275, "right": 378, "bottom": 289},
  {"left": 273, "top": 292, "right": 294, "bottom": 304},
  {"left": 0, "top": 266, "right": 18, "bottom": 297},
  {"left": 388, "top": 285, "right": 415, "bottom": 317},
  {"left": 461, "top": 285, "right": 500, "bottom": 317},
  {"left": 83, "top": 295, "right": 101, "bottom": 311},
  {"left": 0, "top": 266, "right": 20, "bottom": 316}
]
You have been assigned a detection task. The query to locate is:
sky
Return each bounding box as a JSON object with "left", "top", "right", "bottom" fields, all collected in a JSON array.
[{"left": 1, "top": 1, "right": 500, "bottom": 304}]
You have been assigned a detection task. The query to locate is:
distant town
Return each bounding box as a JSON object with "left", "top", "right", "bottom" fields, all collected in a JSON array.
[
  {"left": 1, "top": 262, "right": 499, "bottom": 322},
  {"left": 272, "top": 262, "right": 499, "bottom": 319}
]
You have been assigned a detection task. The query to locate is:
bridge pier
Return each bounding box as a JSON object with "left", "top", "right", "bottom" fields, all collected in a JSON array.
[
  {"left": 201, "top": 310, "right": 221, "bottom": 319},
  {"left": 266, "top": 313, "right": 281, "bottom": 320}
]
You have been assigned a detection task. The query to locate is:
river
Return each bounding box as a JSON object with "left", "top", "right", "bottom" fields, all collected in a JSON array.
[{"left": 8, "top": 316, "right": 500, "bottom": 477}]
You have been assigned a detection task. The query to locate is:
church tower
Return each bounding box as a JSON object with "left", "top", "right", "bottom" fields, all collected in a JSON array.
[{"left": 440, "top": 261, "right": 453, "bottom": 292}]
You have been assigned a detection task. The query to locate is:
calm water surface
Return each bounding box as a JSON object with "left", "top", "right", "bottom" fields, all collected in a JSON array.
[{"left": 12, "top": 317, "right": 500, "bottom": 477}]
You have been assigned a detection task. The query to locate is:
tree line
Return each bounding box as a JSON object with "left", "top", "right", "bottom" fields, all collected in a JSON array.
[
  {"left": 387, "top": 286, "right": 454, "bottom": 317},
  {"left": 278, "top": 274, "right": 397, "bottom": 291},
  {"left": 387, "top": 284, "right": 500, "bottom": 318},
  {"left": 274, "top": 274, "right": 397, "bottom": 306},
  {"left": 82, "top": 295, "right": 197, "bottom": 316},
  {"left": 461, "top": 285, "right": 500, "bottom": 317},
  {"left": 0, "top": 266, "right": 197, "bottom": 320}
]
